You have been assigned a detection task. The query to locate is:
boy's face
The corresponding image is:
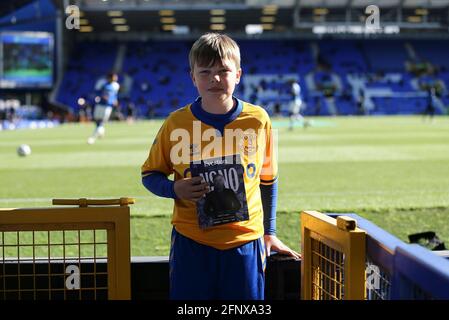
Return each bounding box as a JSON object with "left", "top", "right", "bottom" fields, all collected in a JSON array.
[{"left": 191, "top": 58, "right": 241, "bottom": 105}]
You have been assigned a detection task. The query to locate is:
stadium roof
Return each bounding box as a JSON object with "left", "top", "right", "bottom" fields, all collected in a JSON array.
[
  {"left": 49, "top": 0, "right": 449, "bottom": 36},
  {"left": 71, "top": 0, "right": 449, "bottom": 9},
  {"left": 0, "top": 0, "right": 35, "bottom": 17},
  {"left": 299, "top": 0, "right": 449, "bottom": 7}
]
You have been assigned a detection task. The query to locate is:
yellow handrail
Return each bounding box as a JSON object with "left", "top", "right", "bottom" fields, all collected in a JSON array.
[{"left": 52, "top": 197, "right": 135, "bottom": 207}]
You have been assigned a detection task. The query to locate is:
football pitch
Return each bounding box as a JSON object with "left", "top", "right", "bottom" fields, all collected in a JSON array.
[{"left": 1, "top": 116, "right": 449, "bottom": 256}]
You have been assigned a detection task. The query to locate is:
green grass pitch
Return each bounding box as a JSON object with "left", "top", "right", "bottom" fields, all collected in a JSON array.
[{"left": 1, "top": 116, "right": 448, "bottom": 256}]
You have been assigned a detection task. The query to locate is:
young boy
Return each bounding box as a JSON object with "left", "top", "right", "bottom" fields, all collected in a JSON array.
[{"left": 141, "top": 33, "right": 300, "bottom": 300}]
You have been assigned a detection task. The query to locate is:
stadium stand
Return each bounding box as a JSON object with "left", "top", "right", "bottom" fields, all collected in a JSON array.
[
  {"left": 51, "top": 39, "right": 448, "bottom": 118},
  {"left": 49, "top": 40, "right": 449, "bottom": 118},
  {"left": 2, "top": 0, "right": 449, "bottom": 124}
]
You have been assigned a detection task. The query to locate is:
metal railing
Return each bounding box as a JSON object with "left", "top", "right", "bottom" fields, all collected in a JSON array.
[
  {"left": 301, "top": 211, "right": 366, "bottom": 300},
  {"left": 0, "top": 198, "right": 133, "bottom": 300},
  {"left": 302, "top": 211, "right": 449, "bottom": 300}
]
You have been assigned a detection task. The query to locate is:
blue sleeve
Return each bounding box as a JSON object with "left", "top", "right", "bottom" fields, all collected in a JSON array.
[
  {"left": 142, "top": 172, "right": 178, "bottom": 199},
  {"left": 260, "top": 181, "right": 278, "bottom": 235}
]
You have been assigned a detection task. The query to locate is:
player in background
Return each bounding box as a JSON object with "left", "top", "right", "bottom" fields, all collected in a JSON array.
[
  {"left": 423, "top": 86, "right": 437, "bottom": 123},
  {"left": 288, "top": 79, "right": 310, "bottom": 130},
  {"left": 141, "top": 33, "right": 300, "bottom": 300},
  {"left": 87, "top": 72, "right": 120, "bottom": 144}
]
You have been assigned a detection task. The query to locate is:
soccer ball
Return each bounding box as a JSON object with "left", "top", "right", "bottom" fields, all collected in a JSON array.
[{"left": 17, "top": 144, "right": 32, "bottom": 157}]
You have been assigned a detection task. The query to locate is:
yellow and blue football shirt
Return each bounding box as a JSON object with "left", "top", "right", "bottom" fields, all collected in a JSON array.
[{"left": 141, "top": 97, "right": 277, "bottom": 250}]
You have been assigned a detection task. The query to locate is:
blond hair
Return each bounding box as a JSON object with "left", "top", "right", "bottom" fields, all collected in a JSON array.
[{"left": 189, "top": 33, "right": 241, "bottom": 71}]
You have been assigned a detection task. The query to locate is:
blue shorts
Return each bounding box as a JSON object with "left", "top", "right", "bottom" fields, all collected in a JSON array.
[{"left": 169, "top": 227, "right": 266, "bottom": 300}]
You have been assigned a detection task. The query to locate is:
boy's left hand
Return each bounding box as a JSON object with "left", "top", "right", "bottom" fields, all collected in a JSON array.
[{"left": 264, "top": 234, "right": 301, "bottom": 260}]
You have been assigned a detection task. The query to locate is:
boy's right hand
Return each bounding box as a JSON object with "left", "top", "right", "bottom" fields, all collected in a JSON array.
[{"left": 174, "top": 176, "right": 209, "bottom": 202}]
